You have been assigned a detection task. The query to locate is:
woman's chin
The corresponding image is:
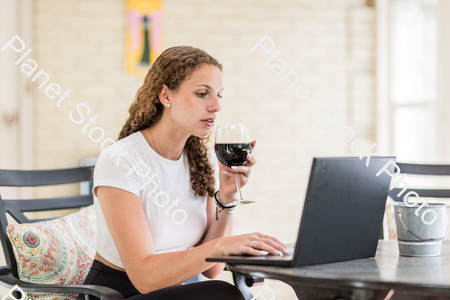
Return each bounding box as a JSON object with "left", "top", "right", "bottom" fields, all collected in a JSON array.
[{"left": 193, "top": 128, "right": 212, "bottom": 139}]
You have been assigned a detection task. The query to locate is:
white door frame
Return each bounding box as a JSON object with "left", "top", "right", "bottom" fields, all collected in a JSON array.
[
  {"left": 0, "top": 0, "right": 34, "bottom": 171},
  {"left": 437, "top": 0, "right": 450, "bottom": 163}
]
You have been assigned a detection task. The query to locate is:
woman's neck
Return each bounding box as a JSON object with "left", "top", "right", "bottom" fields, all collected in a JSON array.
[{"left": 144, "top": 120, "right": 188, "bottom": 161}]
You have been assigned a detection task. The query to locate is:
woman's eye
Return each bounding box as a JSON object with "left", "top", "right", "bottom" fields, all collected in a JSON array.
[
  {"left": 217, "top": 95, "right": 222, "bottom": 99},
  {"left": 197, "top": 93, "right": 206, "bottom": 97}
]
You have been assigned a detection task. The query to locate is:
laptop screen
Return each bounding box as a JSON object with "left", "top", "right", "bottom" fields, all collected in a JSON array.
[{"left": 292, "top": 157, "right": 395, "bottom": 267}]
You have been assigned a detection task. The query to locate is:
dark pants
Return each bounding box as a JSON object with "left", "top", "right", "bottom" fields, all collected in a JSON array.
[{"left": 77, "top": 260, "right": 245, "bottom": 300}]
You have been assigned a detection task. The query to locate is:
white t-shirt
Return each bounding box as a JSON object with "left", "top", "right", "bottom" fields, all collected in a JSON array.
[{"left": 93, "top": 131, "right": 219, "bottom": 268}]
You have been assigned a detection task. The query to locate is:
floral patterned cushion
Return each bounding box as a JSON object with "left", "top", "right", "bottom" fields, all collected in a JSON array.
[{"left": 6, "top": 205, "right": 97, "bottom": 300}]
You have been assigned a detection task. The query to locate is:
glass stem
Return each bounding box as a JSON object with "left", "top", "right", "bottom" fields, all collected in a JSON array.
[{"left": 234, "top": 172, "right": 243, "bottom": 200}]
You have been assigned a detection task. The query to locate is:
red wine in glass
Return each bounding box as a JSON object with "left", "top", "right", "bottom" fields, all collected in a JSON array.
[
  {"left": 215, "top": 124, "right": 255, "bottom": 205},
  {"left": 214, "top": 143, "right": 252, "bottom": 168}
]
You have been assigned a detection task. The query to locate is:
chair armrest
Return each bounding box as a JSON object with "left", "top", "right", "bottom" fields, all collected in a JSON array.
[
  {"left": 224, "top": 266, "right": 264, "bottom": 300},
  {"left": 244, "top": 275, "right": 264, "bottom": 287},
  {"left": 0, "top": 266, "right": 10, "bottom": 276},
  {"left": 0, "top": 274, "right": 124, "bottom": 300},
  {"left": 224, "top": 266, "right": 264, "bottom": 287}
]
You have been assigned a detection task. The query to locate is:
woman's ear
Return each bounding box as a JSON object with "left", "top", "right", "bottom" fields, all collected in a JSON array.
[{"left": 159, "top": 84, "right": 171, "bottom": 106}]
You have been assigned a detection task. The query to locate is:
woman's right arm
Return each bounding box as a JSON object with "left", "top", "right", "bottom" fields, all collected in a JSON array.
[
  {"left": 97, "top": 186, "right": 284, "bottom": 294},
  {"left": 97, "top": 186, "right": 215, "bottom": 293}
]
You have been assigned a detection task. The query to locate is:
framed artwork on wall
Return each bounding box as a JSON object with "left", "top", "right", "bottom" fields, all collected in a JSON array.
[{"left": 125, "top": 0, "right": 164, "bottom": 75}]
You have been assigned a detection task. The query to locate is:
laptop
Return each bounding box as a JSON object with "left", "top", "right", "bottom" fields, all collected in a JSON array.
[{"left": 206, "top": 156, "right": 396, "bottom": 267}]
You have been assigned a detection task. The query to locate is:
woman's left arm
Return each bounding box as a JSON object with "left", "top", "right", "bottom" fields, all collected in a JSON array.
[{"left": 200, "top": 140, "right": 257, "bottom": 278}]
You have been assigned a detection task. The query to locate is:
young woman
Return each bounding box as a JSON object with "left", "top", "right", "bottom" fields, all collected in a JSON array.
[{"left": 80, "top": 46, "right": 289, "bottom": 300}]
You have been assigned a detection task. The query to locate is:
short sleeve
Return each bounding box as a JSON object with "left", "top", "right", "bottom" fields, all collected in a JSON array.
[
  {"left": 208, "top": 148, "right": 220, "bottom": 191},
  {"left": 93, "top": 142, "right": 143, "bottom": 198}
]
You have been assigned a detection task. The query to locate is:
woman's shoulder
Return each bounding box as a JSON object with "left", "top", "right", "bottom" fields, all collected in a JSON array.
[
  {"left": 100, "top": 132, "right": 142, "bottom": 156},
  {"left": 93, "top": 133, "right": 146, "bottom": 196},
  {"left": 97, "top": 132, "right": 144, "bottom": 169}
]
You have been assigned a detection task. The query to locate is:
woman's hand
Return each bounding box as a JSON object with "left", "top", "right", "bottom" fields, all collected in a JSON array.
[
  {"left": 212, "top": 232, "right": 292, "bottom": 257},
  {"left": 217, "top": 140, "right": 257, "bottom": 203}
]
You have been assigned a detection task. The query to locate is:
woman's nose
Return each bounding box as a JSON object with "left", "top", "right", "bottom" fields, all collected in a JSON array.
[{"left": 209, "top": 96, "right": 221, "bottom": 112}]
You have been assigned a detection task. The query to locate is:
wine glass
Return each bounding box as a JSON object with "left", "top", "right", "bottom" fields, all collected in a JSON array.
[{"left": 215, "top": 124, "right": 255, "bottom": 205}]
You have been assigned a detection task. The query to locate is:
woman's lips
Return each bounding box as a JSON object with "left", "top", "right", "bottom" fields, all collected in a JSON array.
[{"left": 202, "top": 120, "right": 214, "bottom": 127}]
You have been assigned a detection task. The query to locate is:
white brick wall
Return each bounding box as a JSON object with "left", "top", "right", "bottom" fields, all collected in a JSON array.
[{"left": 32, "top": 1, "right": 376, "bottom": 299}]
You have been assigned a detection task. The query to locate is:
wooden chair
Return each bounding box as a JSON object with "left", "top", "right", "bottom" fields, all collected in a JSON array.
[{"left": 0, "top": 166, "right": 259, "bottom": 300}]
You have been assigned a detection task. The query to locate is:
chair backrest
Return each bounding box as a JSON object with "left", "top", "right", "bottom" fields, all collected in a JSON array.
[
  {"left": 0, "top": 166, "right": 94, "bottom": 279},
  {"left": 388, "top": 162, "right": 450, "bottom": 202}
]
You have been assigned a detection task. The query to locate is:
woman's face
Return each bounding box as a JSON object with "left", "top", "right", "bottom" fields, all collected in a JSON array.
[{"left": 163, "top": 64, "right": 224, "bottom": 138}]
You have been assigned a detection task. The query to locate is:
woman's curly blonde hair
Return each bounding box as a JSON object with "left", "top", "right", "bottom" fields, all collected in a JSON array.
[{"left": 118, "top": 46, "right": 222, "bottom": 198}]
